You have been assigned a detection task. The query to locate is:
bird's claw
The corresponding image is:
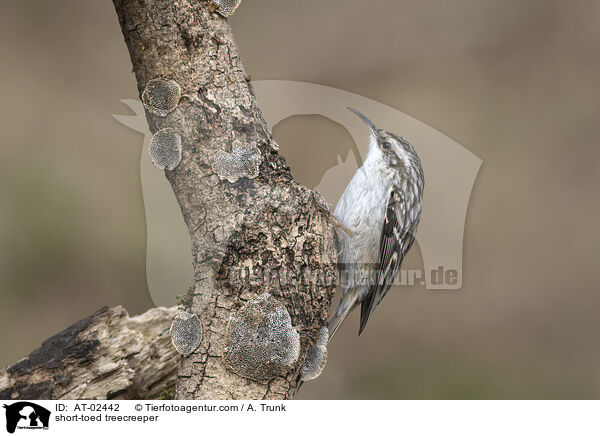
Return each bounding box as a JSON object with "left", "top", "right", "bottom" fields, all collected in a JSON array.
[{"left": 328, "top": 215, "right": 355, "bottom": 238}]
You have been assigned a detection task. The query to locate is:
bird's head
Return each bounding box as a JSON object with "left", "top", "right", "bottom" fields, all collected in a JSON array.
[{"left": 348, "top": 107, "right": 422, "bottom": 175}]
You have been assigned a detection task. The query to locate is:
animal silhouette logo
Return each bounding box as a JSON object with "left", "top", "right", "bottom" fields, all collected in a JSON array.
[
  {"left": 114, "top": 80, "right": 482, "bottom": 306},
  {"left": 2, "top": 402, "right": 50, "bottom": 433}
]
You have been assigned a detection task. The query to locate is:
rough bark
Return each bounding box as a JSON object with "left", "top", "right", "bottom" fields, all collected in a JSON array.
[
  {"left": 0, "top": 306, "right": 179, "bottom": 400},
  {"left": 112, "top": 0, "right": 337, "bottom": 400}
]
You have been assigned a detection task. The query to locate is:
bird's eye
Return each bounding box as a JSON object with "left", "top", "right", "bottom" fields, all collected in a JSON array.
[{"left": 381, "top": 141, "right": 391, "bottom": 150}]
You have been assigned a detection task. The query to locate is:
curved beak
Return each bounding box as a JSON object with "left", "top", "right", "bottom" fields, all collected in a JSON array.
[{"left": 347, "top": 107, "right": 378, "bottom": 136}]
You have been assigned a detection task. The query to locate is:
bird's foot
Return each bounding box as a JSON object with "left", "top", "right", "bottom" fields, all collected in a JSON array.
[
  {"left": 312, "top": 191, "right": 355, "bottom": 237},
  {"left": 328, "top": 215, "right": 355, "bottom": 238}
]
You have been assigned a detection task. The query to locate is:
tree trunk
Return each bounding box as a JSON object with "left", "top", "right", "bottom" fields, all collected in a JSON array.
[{"left": 112, "top": 0, "right": 337, "bottom": 400}]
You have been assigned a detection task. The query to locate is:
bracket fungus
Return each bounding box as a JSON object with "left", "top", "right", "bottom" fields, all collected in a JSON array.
[
  {"left": 213, "top": 142, "right": 261, "bottom": 183},
  {"left": 170, "top": 311, "right": 202, "bottom": 357},
  {"left": 223, "top": 293, "right": 300, "bottom": 382},
  {"left": 212, "top": 0, "right": 242, "bottom": 17},
  {"left": 149, "top": 128, "right": 182, "bottom": 170},
  {"left": 300, "top": 326, "right": 329, "bottom": 381}
]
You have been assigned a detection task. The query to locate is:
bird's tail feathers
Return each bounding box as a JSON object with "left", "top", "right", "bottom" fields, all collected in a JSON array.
[{"left": 328, "top": 295, "right": 358, "bottom": 342}]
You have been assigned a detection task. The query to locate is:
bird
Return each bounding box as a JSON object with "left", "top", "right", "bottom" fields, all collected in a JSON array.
[{"left": 328, "top": 108, "right": 424, "bottom": 339}]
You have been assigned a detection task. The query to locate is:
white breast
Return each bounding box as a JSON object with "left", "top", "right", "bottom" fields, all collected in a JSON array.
[{"left": 334, "top": 156, "right": 392, "bottom": 291}]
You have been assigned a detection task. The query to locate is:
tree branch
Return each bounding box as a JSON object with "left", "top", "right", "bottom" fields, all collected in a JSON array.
[
  {"left": 0, "top": 306, "right": 179, "bottom": 400},
  {"left": 112, "top": 0, "right": 337, "bottom": 399}
]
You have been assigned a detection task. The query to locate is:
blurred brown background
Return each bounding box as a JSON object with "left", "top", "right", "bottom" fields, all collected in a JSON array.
[{"left": 1, "top": 0, "right": 599, "bottom": 399}]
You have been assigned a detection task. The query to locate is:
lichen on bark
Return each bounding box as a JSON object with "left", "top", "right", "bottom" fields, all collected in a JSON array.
[{"left": 222, "top": 293, "right": 301, "bottom": 382}]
